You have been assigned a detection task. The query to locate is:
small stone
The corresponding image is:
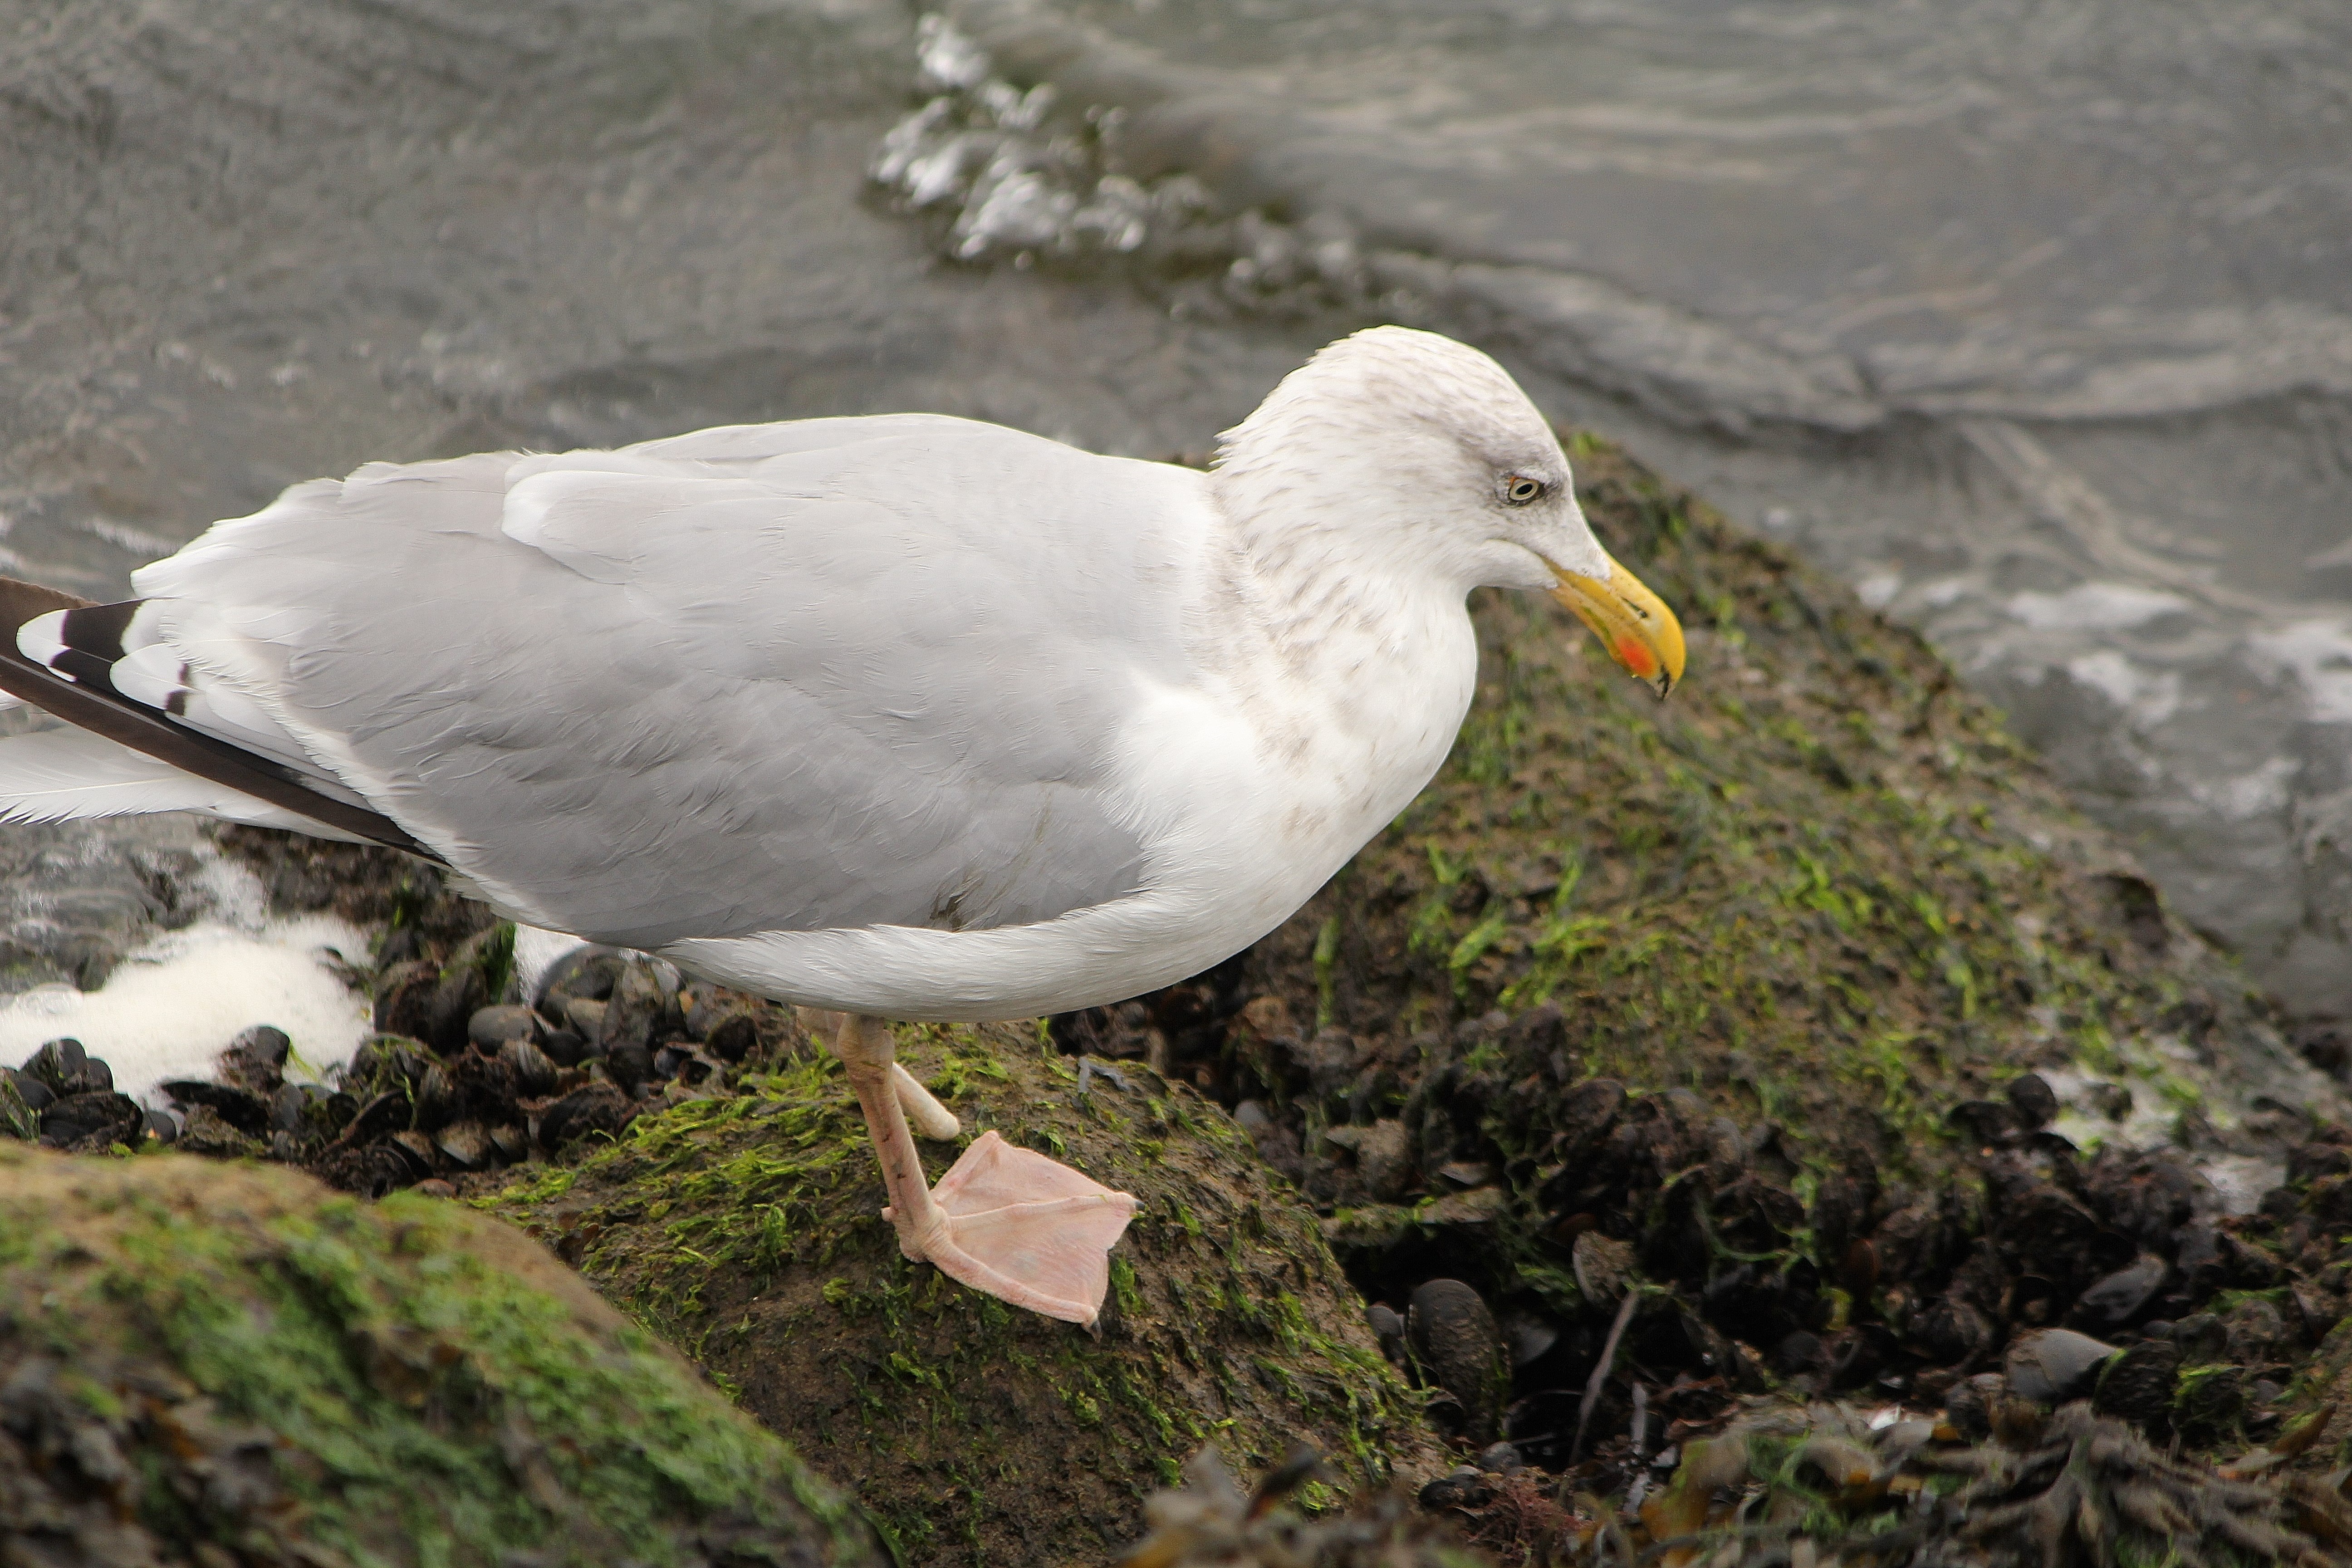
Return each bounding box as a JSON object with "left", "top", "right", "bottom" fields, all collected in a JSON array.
[
  {"left": 1473, "top": 1440, "right": 1523, "bottom": 1475},
  {"left": 2004, "top": 1073, "right": 2058, "bottom": 1130},
  {"left": 1367, "top": 1303, "right": 1408, "bottom": 1370},
  {"left": 373, "top": 960, "right": 439, "bottom": 1041},
  {"left": 144, "top": 1108, "right": 179, "bottom": 1142},
  {"left": 1417, "top": 1467, "right": 1493, "bottom": 1512},
  {"left": 413, "top": 1179, "right": 458, "bottom": 1199},
  {"left": 337, "top": 1091, "right": 411, "bottom": 1147},
  {"left": 540, "top": 1028, "right": 588, "bottom": 1068},
  {"left": 2005, "top": 1328, "right": 2117, "bottom": 1404},
  {"left": 565, "top": 997, "right": 609, "bottom": 1039},
  {"left": 1234, "top": 1099, "right": 1275, "bottom": 1135},
  {"left": 1945, "top": 1374, "right": 1998, "bottom": 1441},
  {"left": 1407, "top": 1279, "right": 1509, "bottom": 1445},
  {"left": 489, "top": 1123, "right": 529, "bottom": 1162},
  {"left": 1436, "top": 1160, "right": 1494, "bottom": 1190},
  {"left": 2074, "top": 1254, "right": 2169, "bottom": 1328},
  {"left": 469, "top": 1004, "right": 541, "bottom": 1049}
]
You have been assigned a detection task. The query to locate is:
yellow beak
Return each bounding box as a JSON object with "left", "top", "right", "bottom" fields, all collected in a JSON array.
[{"left": 1549, "top": 553, "right": 1687, "bottom": 698}]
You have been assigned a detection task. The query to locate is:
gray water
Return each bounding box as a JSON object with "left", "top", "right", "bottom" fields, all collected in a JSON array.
[{"left": 4, "top": 0, "right": 2349, "bottom": 1019}]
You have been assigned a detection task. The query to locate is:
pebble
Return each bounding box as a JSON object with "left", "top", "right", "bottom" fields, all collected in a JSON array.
[
  {"left": 1406, "top": 1279, "right": 1508, "bottom": 1446},
  {"left": 2005, "top": 1328, "right": 2118, "bottom": 1404},
  {"left": 468, "top": 1004, "right": 541, "bottom": 1049}
]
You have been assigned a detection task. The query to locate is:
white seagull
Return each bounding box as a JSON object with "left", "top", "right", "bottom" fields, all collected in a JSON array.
[{"left": 0, "top": 327, "right": 1685, "bottom": 1326}]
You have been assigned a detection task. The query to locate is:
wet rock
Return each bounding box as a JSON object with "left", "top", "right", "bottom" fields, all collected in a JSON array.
[
  {"left": 218, "top": 1024, "right": 292, "bottom": 1094},
  {"left": 179, "top": 1103, "right": 266, "bottom": 1158},
  {"left": 2175, "top": 1362, "right": 2249, "bottom": 1444},
  {"left": 0, "top": 1143, "right": 883, "bottom": 1566},
  {"left": 1406, "top": 1279, "right": 1508, "bottom": 1446},
  {"left": 468, "top": 1004, "right": 541, "bottom": 1049},
  {"left": 1366, "top": 1303, "right": 1409, "bottom": 1371},
  {"left": 2005, "top": 1328, "right": 2117, "bottom": 1404},
  {"left": 161, "top": 1077, "right": 273, "bottom": 1136},
  {"left": 37, "top": 1090, "right": 142, "bottom": 1151},
  {"left": 142, "top": 1108, "right": 178, "bottom": 1143},
  {"left": 489, "top": 1028, "right": 1441, "bottom": 1563},
  {"left": 270, "top": 1083, "right": 313, "bottom": 1135},
  {"left": 2092, "top": 1338, "right": 2181, "bottom": 1432},
  {"left": 21, "top": 1037, "right": 109, "bottom": 1098},
  {"left": 1500, "top": 1310, "right": 1559, "bottom": 1370},
  {"left": 413, "top": 1177, "right": 458, "bottom": 1199},
  {"left": 2004, "top": 1072, "right": 2058, "bottom": 1130},
  {"left": 536, "top": 1081, "right": 637, "bottom": 1151},
  {"left": 0, "top": 1073, "right": 40, "bottom": 1141},
  {"left": 1343, "top": 1119, "right": 1412, "bottom": 1201},
  {"left": 2073, "top": 1254, "right": 2169, "bottom": 1328},
  {"left": 2221, "top": 1294, "right": 2299, "bottom": 1368}
]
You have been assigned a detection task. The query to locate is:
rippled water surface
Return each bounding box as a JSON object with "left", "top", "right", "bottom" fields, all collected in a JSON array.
[{"left": 4, "top": 0, "right": 2349, "bottom": 1017}]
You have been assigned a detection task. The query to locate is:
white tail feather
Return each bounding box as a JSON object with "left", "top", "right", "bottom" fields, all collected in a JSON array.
[{"left": 0, "top": 726, "right": 365, "bottom": 840}]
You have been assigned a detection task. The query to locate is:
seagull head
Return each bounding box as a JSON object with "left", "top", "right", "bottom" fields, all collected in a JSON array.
[{"left": 1214, "top": 325, "right": 1686, "bottom": 697}]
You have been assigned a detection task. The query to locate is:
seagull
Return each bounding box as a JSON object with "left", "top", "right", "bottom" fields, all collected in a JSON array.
[{"left": 0, "top": 327, "right": 1685, "bottom": 1326}]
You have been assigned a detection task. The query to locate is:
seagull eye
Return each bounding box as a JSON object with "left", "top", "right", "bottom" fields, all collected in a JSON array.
[{"left": 1502, "top": 474, "right": 1545, "bottom": 506}]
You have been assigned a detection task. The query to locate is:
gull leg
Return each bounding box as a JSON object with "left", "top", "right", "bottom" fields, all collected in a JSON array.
[
  {"left": 892, "top": 1061, "right": 960, "bottom": 1140},
  {"left": 829, "top": 1014, "right": 1137, "bottom": 1326}
]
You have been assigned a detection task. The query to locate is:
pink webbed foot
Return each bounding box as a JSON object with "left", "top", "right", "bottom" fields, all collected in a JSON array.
[{"left": 885, "top": 1131, "right": 1139, "bottom": 1326}]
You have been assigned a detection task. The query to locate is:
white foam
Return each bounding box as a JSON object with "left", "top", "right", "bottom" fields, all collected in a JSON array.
[
  {"left": 0, "top": 855, "right": 372, "bottom": 1102},
  {"left": 2005, "top": 582, "right": 2191, "bottom": 632},
  {"left": 2246, "top": 617, "right": 2352, "bottom": 725}
]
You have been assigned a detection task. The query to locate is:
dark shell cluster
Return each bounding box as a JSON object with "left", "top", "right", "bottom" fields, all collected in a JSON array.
[
  {"left": 1058, "top": 987, "right": 2352, "bottom": 1494},
  {"left": 0, "top": 929, "right": 789, "bottom": 1199}
]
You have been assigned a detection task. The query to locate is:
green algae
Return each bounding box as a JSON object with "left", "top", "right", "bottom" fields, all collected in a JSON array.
[
  {"left": 1233, "top": 435, "right": 2319, "bottom": 1186},
  {"left": 489, "top": 1022, "right": 1444, "bottom": 1568},
  {"left": 0, "top": 1140, "right": 882, "bottom": 1568}
]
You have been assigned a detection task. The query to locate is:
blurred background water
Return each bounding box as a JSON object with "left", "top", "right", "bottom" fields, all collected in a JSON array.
[{"left": 3, "top": 0, "right": 2347, "bottom": 1023}]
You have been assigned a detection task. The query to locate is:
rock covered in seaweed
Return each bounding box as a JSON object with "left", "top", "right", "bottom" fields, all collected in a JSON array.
[
  {"left": 0, "top": 1141, "right": 884, "bottom": 1568},
  {"left": 488, "top": 1019, "right": 1446, "bottom": 1568}
]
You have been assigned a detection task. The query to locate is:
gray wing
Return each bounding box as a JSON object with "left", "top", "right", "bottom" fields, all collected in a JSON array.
[{"left": 132, "top": 416, "right": 1206, "bottom": 949}]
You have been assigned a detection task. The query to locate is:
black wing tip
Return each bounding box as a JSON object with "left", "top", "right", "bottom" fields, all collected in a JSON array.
[{"left": 0, "top": 574, "right": 445, "bottom": 864}]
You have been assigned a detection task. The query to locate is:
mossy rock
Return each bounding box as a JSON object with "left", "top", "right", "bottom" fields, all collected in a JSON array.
[
  {"left": 486, "top": 1023, "right": 1445, "bottom": 1568},
  {"left": 1212, "top": 433, "right": 2339, "bottom": 1181},
  {"left": 0, "top": 1141, "right": 884, "bottom": 1568}
]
